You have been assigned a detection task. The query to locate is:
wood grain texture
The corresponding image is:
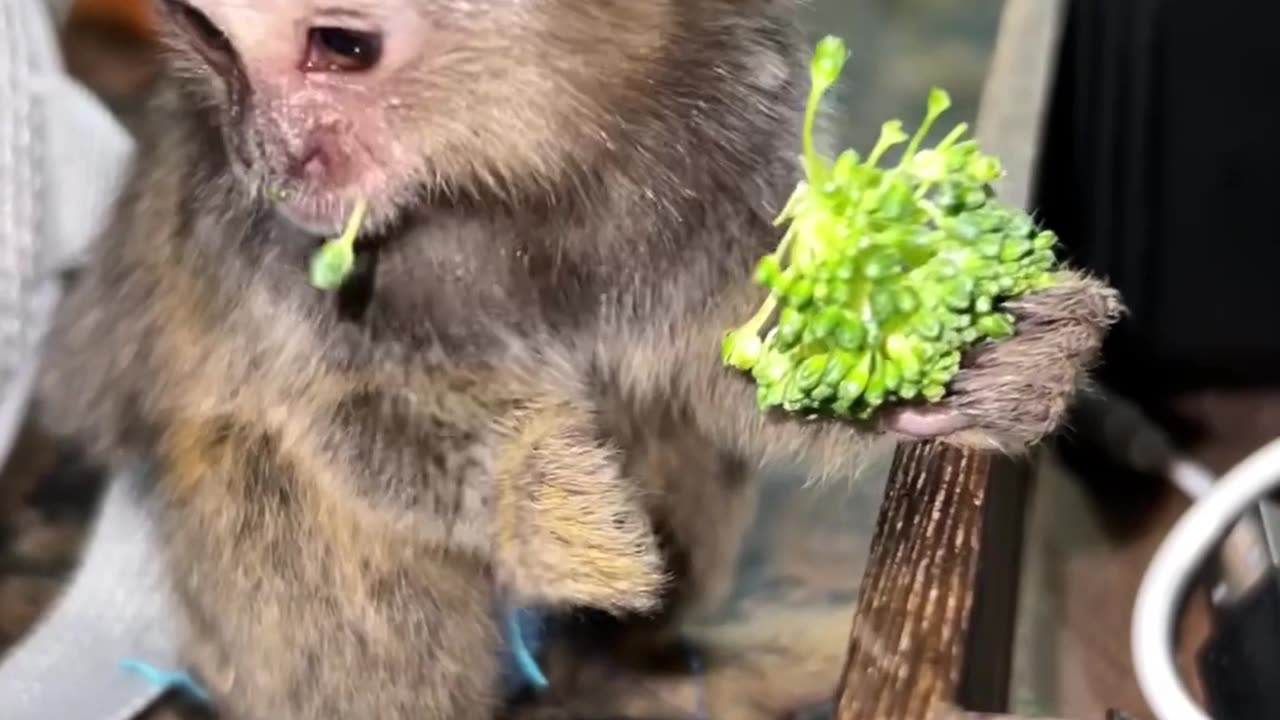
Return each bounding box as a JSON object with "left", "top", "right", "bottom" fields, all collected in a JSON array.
[
  {"left": 834, "top": 0, "right": 1066, "bottom": 717},
  {"left": 833, "top": 442, "right": 1001, "bottom": 720}
]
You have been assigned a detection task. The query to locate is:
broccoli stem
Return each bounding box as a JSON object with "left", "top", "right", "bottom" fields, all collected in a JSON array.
[
  {"left": 739, "top": 230, "right": 794, "bottom": 340},
  {"left": 334, "top": 196, "right": 369, "bottom": 252},
  {"left": 934, "top": 123, "right": 969, "bottom": 153},
  {"left": 902, "top": 90, "right": 950, "bottom": 162},
  {"left": 307, "top": 196, "right": 370, "bottom": 291},
  {"left": 865, "top": 122, "right": 907, "bottom": 168},
  {"left": 802, "top": 78, "right": 827, "bottom": 186},
  {"left": 741, "top": 294, "right": 779, "bottom": 339}
]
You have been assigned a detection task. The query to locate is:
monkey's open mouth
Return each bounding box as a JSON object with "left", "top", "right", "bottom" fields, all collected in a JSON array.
[{"left": 272, "top": 194, "right": 351, "bottom": 237}]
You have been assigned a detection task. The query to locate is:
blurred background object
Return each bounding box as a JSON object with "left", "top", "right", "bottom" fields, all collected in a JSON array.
[
  {"left": 70, "top": 0, "right": 154, "bottom": 33},
  {"left": 803, "top": 0, "right": 1001, "bottom": 151},
  {"left": 1037, "top": 0, "right": 1280, "bottom": 411}
]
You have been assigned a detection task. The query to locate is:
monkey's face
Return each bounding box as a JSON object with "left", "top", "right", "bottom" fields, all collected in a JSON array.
[{"left": 156, "top": 0, "right": 674, "bottom": 234}]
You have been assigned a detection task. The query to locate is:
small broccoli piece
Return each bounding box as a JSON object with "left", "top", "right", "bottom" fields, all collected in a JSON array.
[
  {"left": 721, "top": 35, "right": 1062, "bottom": 420},
  {"left": 308, "top": 197, "right": 369, "bottom": 291}
]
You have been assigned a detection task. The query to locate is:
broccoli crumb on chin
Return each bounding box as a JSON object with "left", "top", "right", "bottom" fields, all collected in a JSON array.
[
  {"left": 722, "top": 35, "right": 1062, "bottom": 421},
  {"left": 308, "top": 196, "right": 370, "bottom": 291}
]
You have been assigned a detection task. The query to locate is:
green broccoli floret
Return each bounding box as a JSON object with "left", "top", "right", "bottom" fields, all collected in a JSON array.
[
  {"left": 721, "top": 35, "right": 1061, "bottom": 420},
  {"left": 308, "top": 196, "right": 369, "bottom": 291}
]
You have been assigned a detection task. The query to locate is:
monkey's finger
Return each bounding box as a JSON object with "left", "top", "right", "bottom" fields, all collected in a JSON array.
[
  {"left": 875, "top": 404, "right": 975, "bottom": 439},
  {"left": 1003, "top": 269, "right": 1126, "bottom": 336},
  {"left": 935, "top": 270, "right": 1124, "bottom": 448}
]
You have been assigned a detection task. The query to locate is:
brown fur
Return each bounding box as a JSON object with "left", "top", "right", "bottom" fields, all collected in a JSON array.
[
  {"left": 34, "top": 0, "right": 1120, "bottom": 718},
  {"left": 945, "top": 273, "right": 1124, "bottom": 449}
]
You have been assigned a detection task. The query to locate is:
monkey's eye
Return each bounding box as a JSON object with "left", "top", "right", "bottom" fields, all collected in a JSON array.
[
  {"left": 304, "top": 27, "right": 384, "bottom": 73},
  {"left": 159, "top": 0, "right": 235, "bottom": 66}
]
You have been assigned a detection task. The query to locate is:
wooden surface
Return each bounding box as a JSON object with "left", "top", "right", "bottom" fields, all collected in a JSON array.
[
  {"left": 833, "top": 442, "right": 999, "bottom": 719},
  {"left": 956, "top": 452, "right": 1030, "bottom": 712},
  {"left": 834, "top": 0, "right": 1068, "bottom": 717}
]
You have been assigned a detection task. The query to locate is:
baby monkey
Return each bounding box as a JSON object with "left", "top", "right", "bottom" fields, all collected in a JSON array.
[{"left": 36, "top": 0, "right": 1121, "bottom": 718}]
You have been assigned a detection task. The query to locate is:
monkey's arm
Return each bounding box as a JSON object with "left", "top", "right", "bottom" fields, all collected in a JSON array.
[
  {"left": 606, "top": 269, "right": 1122, "bottom": 478},
  {"left": 315, "top": 340, "right": 670, "bottom": 617}
]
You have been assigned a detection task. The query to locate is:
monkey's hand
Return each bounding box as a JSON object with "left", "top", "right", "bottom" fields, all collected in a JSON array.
[
  {"left": 489, "top": 346, "right": 668, "bottom": 616},
  {"left": 876, "top": 269, "right": 1124, "bottom": 451},
  {"left": 605, "top": 267, "right": 1121, "bottom": 480},
  {"left": 492, "top": 400, "right": 667, "bottom": 616}
]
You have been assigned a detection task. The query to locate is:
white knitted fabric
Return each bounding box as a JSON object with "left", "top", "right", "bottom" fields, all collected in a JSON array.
[
  {"left": 0, "top": 464, "right": 189, "bottom": 720},
  {"left": 0, "top": 0, "right": 135, "bottom": 465}
]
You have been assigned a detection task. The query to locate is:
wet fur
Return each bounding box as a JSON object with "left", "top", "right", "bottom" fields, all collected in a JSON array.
[{"left": 35, "top": 0, "right": 1120, "bottom": 718}]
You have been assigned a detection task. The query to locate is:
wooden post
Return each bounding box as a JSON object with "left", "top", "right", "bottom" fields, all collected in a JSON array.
[{"left": 833, "top": 0, "right": 1068, "bottom": 718}]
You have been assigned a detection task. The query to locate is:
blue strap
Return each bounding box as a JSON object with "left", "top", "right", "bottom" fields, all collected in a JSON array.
[
  {"left": 119, "top": 608, "right": 548, "bottom": 708},
  {"left": 504, "top": 606, "right": 550, "bottom": 692},
  {"left": 119, "top": 659, "right": 210, "bottom": 703}
]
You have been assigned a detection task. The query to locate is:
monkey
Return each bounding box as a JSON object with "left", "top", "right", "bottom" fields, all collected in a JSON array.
[{"left": 32, "top": 0, "right": 1123, "bottom": 718}]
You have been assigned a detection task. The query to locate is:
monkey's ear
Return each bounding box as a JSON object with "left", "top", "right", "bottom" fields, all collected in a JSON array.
[
  {"left": 492, "top": 411, "right": 667, "bottom": 616},
  {"left": 881, "top": 270, "right": 1124, "bottom": 452}
]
